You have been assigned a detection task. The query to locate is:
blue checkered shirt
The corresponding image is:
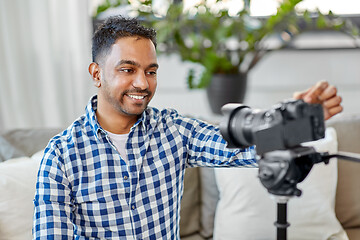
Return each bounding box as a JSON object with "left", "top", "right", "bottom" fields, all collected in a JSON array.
[{"left": 33, "top": 95, "right": 257, "bottom": 239}]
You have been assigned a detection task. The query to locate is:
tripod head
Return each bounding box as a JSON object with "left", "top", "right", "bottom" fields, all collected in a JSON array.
[
  {"left": 258, "top": 146, "right": 328, "bottom": 197},
  {"left": 257, "top": 147, "right": 360, "bottom": 240},
  {"left": 258, "top": 147, "right": 360, "bottom": 198}
]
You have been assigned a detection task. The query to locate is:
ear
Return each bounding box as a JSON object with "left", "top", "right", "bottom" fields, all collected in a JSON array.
[{"left": 88, "top": 62, "right": 102, "bottom": 88}]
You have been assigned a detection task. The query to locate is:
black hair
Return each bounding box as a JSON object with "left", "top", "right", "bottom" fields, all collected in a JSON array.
[{"left": 92, "top": 16, "right": 157, "bottom": 63}]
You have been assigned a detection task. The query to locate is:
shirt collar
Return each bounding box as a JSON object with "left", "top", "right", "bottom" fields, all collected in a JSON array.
[{"left": 85, "top": 95, "right": 148, "bottom": 139}]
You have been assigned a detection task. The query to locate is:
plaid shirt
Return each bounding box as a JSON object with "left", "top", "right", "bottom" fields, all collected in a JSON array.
[{"left": 33, "top": 95, "right": 257, "bottom": 239}]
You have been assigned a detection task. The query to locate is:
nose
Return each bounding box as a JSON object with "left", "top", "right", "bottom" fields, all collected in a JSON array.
[{"left": 132, "top": 72, "right": 149, "bottom": 90}]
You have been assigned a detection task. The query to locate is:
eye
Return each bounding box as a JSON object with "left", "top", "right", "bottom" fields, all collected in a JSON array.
[
  {"left": 120, "top": 68, "right": 134, "bottom": 73},
  {"left": 146, "top": 70, "right": 157, "bottom": 76}
]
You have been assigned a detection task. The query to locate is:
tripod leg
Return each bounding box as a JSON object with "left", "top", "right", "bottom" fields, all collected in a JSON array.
[{"left": 275, "top": 202, "right": 290, "bottom": 240}]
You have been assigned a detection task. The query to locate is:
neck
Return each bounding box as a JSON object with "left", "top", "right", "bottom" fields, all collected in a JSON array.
[{"left": 96, "top": 96, "right": 140, "bottom": 134}]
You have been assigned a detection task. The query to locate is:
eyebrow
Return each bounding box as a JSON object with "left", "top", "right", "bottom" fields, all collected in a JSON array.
[{"left": 116, "top": 60, "right": 159, "bottom": 69}]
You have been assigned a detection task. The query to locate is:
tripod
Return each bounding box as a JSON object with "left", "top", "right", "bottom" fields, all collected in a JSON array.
[{"left": 258, "top": 146, "right": 360, "bottom": 240}]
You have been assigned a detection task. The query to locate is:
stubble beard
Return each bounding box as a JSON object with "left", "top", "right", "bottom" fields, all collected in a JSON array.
[{"left": 101, "top": 81, "right": 151, "bottom": 117}]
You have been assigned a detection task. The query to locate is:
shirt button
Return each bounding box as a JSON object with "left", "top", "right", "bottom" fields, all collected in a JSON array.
[
  {"left": 124, "top": 176, "right": 128, "bottom": 180},
  {"left": 132, "top": 205, "right": 135, "bottom": 210}
]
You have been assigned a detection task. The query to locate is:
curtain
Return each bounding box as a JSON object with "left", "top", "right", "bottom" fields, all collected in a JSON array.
[{"left": 0, "top": 0, "right": 95, "bottom": 131}]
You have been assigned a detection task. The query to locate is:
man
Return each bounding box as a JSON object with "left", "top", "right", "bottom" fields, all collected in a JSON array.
[{"left": 33, "top": 16, "right": 343, "bottom": 239}]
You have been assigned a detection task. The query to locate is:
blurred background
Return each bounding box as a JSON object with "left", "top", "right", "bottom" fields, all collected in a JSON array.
[{"left": 0, "top": 0, "right": 359, "bottom": 131}]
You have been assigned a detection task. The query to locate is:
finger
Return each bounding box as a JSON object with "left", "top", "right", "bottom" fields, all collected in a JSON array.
[
  {"left": 323, "top": 96, "right": 342, "bottom": 109},
  {"left": 293, "top": 89, "right": 310, "bottom": 100},
  {"left": 325, "top": 105, "right": 343, "bottom": 120},
  {"left": 303, "top": 81, "right": 329, "bottom": 103},
  {"left": 319, "top": 85, "right": 337, "bottom": 101}
]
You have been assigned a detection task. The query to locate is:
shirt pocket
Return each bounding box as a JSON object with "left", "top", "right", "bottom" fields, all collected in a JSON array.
[{"left": 74, "top": 179, "right": 129, "bottom": 215}]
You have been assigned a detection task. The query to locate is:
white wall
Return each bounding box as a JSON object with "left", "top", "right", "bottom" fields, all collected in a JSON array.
[{"left": 151, "top": 49, "right": 360, "bottom": 122}]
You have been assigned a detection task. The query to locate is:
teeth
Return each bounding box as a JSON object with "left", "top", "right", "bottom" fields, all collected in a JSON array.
[{"left": 128, "top": 94, "right": 145, "bottom": 100}]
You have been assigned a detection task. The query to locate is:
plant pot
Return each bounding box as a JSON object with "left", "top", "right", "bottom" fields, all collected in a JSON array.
[{"left": 206, "top": 73, "right": 247, "bottom": 114}]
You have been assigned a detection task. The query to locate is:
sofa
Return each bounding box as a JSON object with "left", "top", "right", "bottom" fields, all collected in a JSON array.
[{"left": 0, "top": 114, "right": 359, "bottom": 239}]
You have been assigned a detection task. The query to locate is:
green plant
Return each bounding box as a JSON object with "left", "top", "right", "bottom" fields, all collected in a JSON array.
[{"left": 95, "top": 0, "right": 359, "bottom": 88}]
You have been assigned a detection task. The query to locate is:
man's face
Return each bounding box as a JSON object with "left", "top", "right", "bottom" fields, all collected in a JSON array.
[{"left": 98, "top": 36, "right": 158, "bottom": 117}]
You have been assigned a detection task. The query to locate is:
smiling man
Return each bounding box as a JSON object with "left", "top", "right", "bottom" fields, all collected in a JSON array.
[
  {"left": 33, "top": 16, "right": 343, "bottom": 239},
  {"left": 89, "top": 34, "right": 159, "bottom": 134}
]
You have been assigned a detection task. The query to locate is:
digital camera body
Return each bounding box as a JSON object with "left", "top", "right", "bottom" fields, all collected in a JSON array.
[{"left": 220, "top": 99, "right": 325, "bottom": 155}]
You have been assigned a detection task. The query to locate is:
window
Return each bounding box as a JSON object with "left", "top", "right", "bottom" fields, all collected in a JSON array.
[{"left": 183, "top": 0, "right": 360, "bottom": 16}]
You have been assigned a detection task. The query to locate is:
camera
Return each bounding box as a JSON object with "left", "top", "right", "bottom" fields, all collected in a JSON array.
[
  {"left": 219, "top": 99, "right": 360, "bottom": 239},
  {"left": 219, "top": 99, "right": 325, "bottom": 155}
]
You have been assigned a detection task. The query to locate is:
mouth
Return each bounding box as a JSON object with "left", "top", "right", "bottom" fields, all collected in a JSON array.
[
  {"left": 127, "top": 94, "right": 147, "bottom": 100},
  {"left": 126, "top": 94, "right": 148, "bottom": 102}
]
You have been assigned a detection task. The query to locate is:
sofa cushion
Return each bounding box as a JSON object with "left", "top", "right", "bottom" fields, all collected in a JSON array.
[
  {"left": 0, "top": 128, "right": 61, "bottom": 157},
  {"left": 327, "top": 114, "right": 360, "bottom": 237},
  {"left": 346, "top": 229, "right": 360, "bottom": 240},
  {"left": 180, "top": 166, "right": 219, "bottom": 239},
  {"left": 214, "top": 127, "right": 348, "bottom": 239},
  {"left": 0, "top": 156, "right": 41, "bottom": 239},
  {"left": 180, "top": 167, "right": 201, "bottom": 237},
  {"left": 0, "top": 136, "right": 26, "bottom": 162}
]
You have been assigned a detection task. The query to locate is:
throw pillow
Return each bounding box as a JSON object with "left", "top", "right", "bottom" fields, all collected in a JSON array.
[
  {"left": 199, "top": 167, "right": 219, "bottom": 238},
  {"left": 0, "top": 156, "right": 41, "bottom": 239},
  {"left": 214, "top": 128, "right": 348, "bottom": 240}
]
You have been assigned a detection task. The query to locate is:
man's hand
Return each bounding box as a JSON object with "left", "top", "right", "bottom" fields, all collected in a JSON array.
[{"left": 293, "top": 80, "right": 343, "bottom": 120}]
